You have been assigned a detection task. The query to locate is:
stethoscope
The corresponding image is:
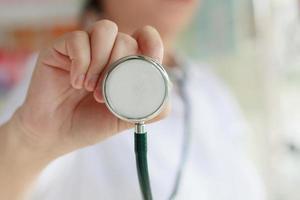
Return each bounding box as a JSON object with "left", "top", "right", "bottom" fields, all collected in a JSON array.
[{"left": 102, "top": 55, "right": 191, "bottom": 200}]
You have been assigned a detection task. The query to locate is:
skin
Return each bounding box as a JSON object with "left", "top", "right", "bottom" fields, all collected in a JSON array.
[
  {"left": 101, "top": 0, "right": 200, "bottom": 51},
  {"left": 0, "top": 0, "right": 200, "bottom": 199},
  {"left": 84, "top": 0, "right": 200, "bottom": 63}
]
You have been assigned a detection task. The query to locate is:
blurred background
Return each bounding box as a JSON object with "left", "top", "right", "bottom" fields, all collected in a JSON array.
[{"left": 0, "top": 0, "right": 300, "bottom": 199}]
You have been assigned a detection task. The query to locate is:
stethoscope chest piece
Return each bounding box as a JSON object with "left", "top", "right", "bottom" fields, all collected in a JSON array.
[
  {"left": 102, "top": 55, "right": 170, "bottom": 123},
  {"left": 102, "top": 55, "right": 170, "bottom": 200}
]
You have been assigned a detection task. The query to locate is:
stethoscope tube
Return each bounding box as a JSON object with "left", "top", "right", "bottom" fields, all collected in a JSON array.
[
  {"left": 103, "top": 55, "right": 191, "bottom": 200},
  {"left": 135, "top": 123, "right": 153, "bottom": 200},
  {"left": 168, "top": 62, "right": 191, "bottom": 200}
]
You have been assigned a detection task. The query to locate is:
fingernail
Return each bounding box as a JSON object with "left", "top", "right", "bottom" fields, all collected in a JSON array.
[
  {"left": 86, "top": 74, "right": 99, "bottom": 91},
  {"left": 74, "top": 74, "right": 85, "bottom": 89}
]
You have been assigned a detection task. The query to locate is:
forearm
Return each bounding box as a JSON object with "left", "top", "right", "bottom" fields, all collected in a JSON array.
[{"left": 0, "top": 114, "right": 53, "bottom": 200}]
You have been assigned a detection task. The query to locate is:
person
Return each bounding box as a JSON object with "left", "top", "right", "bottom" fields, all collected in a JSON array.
[{"left": 0, "top": 0, "right": 266, "bottom": 199}]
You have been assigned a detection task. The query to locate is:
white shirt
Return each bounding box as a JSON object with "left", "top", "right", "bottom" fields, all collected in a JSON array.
[{"left": 0, "top": 55, "right": 265, "bottom": 200}]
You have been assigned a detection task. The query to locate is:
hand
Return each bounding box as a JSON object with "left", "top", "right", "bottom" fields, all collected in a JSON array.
[{"left": 13, "top": 20, "right": 168, "bottom": 159}]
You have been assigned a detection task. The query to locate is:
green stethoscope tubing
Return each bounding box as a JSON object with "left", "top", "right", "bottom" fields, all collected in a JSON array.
[
  {"left": 135, "top": 125, "right": 152, "bottom": 200},
  {"left": 103, "top": 55, "right": 191, "bottom": 200},
  {"left": 168, "top": 63, "right": 191, "bottom": 199}
]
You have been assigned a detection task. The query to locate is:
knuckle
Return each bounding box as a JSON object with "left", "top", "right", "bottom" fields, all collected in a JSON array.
[
  {"left": 117, "top": 33, "right": 132, "bottom": 43},
  {"left": 116, "top": 33, "right": 138, "bottom": 48},
  {"left": 141, "top": 26, "right": 163, "bottom": 50},
  {"left": 66, "top": 31, "right": 90, "bottom": 66},
  {"left": 142, "top": 25, "right": 158, "bottom": 33},
  {"left": 71, "top": 53, "right": 90, "bottom": 69},
  {"left": 91, "top": 19, "right": 118, "bottom": 34},
  {"left": 68, "top": 30, "right": 88, "bottom": 40}
]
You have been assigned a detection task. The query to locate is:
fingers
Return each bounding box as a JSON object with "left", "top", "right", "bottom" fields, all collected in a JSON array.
[
  {"left": 133, "top": 25, "right": 164, "bottom": 63},
  {"left": 93, "top": 32, "right": 139, "bottom": 103},
  {"left": 94, "top": 25, "right": 164, "bottom": 103},
  {"left": 45, "top": 21, "right": 118, "bottom": 90},
  {"left": 84, "top": 20, "right": 118, "bottom": 91},
  {"left": 42, "top": 21, "right": 164, "bottom": 99},
  {"left": 53, "top": 31, "right": 91, "bottom": 89},
  {"left": 109, "top": 33, "right": 138, "bottom": 63}
]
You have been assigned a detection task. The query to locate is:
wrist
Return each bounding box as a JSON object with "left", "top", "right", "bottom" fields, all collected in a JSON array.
[
  {"left": 0, "top": 111, "right": 54, "bottom": 200},
  {"left": 0, "top": 110, "right": 55, "bottom": 172}
]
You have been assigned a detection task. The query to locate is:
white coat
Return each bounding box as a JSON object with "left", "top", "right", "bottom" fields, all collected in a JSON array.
[{"left": 0, "top": 55, "right": 266, "bottom": 200}]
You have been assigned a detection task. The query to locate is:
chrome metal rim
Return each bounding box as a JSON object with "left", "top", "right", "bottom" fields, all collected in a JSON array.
[{"left": 102, "top": 55, "right": 170, "bottom": 123}]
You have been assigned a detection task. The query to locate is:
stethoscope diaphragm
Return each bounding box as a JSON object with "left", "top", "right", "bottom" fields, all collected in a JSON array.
[{"left": 102, "top": 55, "right": 170, "bottom": 123}]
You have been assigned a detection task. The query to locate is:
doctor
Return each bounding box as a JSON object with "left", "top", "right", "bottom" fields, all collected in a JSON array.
[{"left": 0, "top": 0, "right": 265, "bottom": 199}]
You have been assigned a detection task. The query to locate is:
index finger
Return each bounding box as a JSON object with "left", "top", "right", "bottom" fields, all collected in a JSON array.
[
  {"left": 52, "top": 31, "right": 91, "bottom": 89},
  {"left": 132, "top": 26, "right": 164, "bottom": 63}
]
